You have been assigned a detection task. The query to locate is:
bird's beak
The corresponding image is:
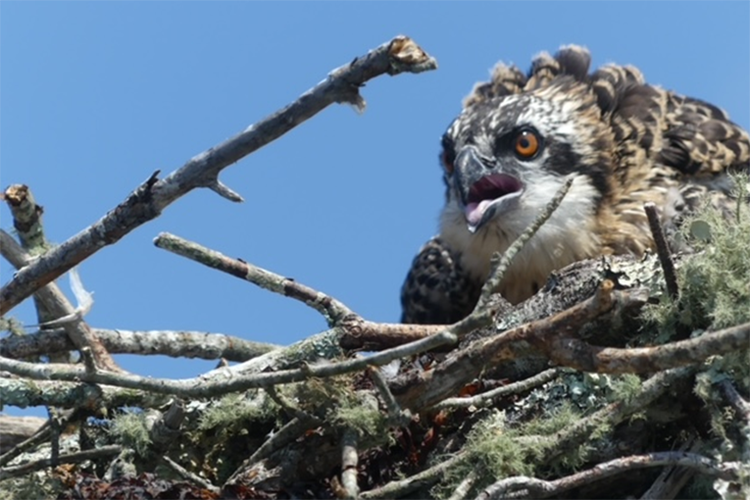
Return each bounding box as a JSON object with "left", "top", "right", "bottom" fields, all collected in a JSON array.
[{"left": 453, "top": 146, "right": 524, "bottom": 233}]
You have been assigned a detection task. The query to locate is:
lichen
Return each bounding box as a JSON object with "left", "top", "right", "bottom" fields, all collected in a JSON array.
[
  {"left": 641, "top": 173, "right": 750, "bottom": 337},
  {"left": 108, "top": 410, "right": 151, "bottom": 457}
]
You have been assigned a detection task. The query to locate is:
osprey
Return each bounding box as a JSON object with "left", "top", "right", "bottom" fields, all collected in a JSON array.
[{"left": 401, "top": 45, "right": 750, "bottom": 325}]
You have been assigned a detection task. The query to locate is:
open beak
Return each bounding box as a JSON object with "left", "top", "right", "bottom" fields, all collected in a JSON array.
[{"left": 453, "top": 146, "right": 524, "bottom": 232}]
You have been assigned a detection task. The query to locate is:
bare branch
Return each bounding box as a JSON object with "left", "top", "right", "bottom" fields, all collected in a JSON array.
[
  {"left": 0, "top": 417, "right": 50, "bottom": 466},
  {"left": 207, "top": 180, "right": 244, "bottom": 203},
  {"left": 154, "top": 232, "right": 353, "bottom": 325},
  {"left": 435, "top": 368, "right": 563, "bottom": 410},
  {"left": 359, "top": 453, "right": 467, "bottom": 499},
  {"left": 0, "top": 35, "right": 437, "bottom": 316},
  {"left": 448, "top": 471, "right": 478, "bottom": 500},
  {"left": 0, "top": 327, "right": 279, "bottom": 362},
  {"left": 341, "top": 429, "right": 360, "bottom": 499},
  {"left": 0, "top": 184, "right": 48, "bottom": 251},
  {"left": 0, "top": 445, "right": 121, "bottom": 481},
  {"left": 0, "top": 377, "right": 171, "bottom": 410},
  {"left": 544, "top": 320, "right": 750, "bottom": 373},
  {"left": 392, "top": 280, "right": 623, "bottom": 410},
  {"left": 0, "top": 330, "right": 456, "bottom": 400},
  {"left": 477, "top": 451, "right": 738, "bottom": 499},
  {"left": 644, "top": 202, "right": 679, "bottom": 299},
  {"left": 147, "top": 400, "right": 186, "bottom": 451},
  {"left": 161, "top": 455, "right": 219, "bottom": 494},
  {"left": 367, "top": 364, "right": 407, "bottom": 422},
  {"left": 0, "top": 229, "right": 119, "bottom": 371},
  {"left": 719, "top": 380, "right": 750, "bottom": 421},
  {"left": 478, "top": 176, "right": 574, "bottom": 308}
]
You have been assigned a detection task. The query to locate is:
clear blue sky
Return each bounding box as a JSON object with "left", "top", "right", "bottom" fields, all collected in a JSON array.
[{"left": 2, "top": 2, "right": 748, "bottom": 416}]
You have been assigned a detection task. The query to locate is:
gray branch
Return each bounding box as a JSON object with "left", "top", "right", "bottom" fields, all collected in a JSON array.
[
  {"left": 0, "top": 326, "right": 278, "bottom": 362},
  {"left": 0, "top": 36, "right": 437, "bottom": 316}
]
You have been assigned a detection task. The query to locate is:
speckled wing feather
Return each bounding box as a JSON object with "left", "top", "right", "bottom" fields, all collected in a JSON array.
[
  {"left": 400, "top": 237, "right": 480, "bottom": 324},
  {"left": 401, "top": 45, "right": 750, "bottom": 325}
]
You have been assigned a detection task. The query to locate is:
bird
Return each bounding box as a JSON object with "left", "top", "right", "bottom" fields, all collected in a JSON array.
[{"left": 401, "top": 45, "right": 750, "bottom": 325}]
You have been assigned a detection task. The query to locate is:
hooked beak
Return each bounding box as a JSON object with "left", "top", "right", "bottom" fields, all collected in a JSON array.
[{"left": 453, "top": 146, "right": 524, "bottom": 233}]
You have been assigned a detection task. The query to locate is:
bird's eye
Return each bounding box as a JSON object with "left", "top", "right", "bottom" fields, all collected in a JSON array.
[
  {"left": 441, "top": 149, "right": 454, "bottom": 175},
  {"left": 514, "top": 129, "right": 540, "bottom": 159}
]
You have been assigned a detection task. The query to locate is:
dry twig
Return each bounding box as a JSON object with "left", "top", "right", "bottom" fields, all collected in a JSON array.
[
  {"left": 435, "top": 368, "right": 563, "bottom": 410},
  {"left": 161, "top": 455, "right": 220, "bottom": 494},
  {"left": 0, "top": 445, "right": 122, "bottom": 481},
  {"left": 476, "top": 451, "right": 737, "bottom": 499},
  {"left": 341, "top": 429, "right": 360, "bottom": 499},
  {"left": 644, "top": 202, "right": 679, "bottom": 299}
]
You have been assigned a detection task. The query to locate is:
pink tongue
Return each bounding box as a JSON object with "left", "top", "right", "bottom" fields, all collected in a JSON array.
[{"left": 464, "top": 200, "right": 492, "bottom": 227}]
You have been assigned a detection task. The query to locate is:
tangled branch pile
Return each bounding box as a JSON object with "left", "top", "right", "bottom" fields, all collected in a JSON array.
[{"left": 1, "top": 36, "right": 748, "bottom": 500}]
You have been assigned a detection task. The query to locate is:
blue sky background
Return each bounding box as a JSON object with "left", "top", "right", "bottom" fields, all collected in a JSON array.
[{"left": 2, "top": 2, "right": 748, "bottom": 417}]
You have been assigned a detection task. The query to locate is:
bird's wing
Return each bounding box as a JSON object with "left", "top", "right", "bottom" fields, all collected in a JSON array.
[
  {"left": 659, "top": 94, "right": 750, "bottom": 177},
  {"left": 400, "top": 236, "right": 480, "bottom": 325}
]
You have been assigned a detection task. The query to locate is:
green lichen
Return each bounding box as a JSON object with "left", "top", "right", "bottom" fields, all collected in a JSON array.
[
  {"left": 197, "top": 391, "right": 276, "bottom": 434},
  {"left": 287, "top": 374, "right": 391, "bottom": 442},
  {"left": 108, "top": 410, "right": 151, "bottom": 457},
  {"left": 0, "top": 316, "right": 27, "bottom": 337},
  {"left": 642, "top": 173, "right": 750, "bottom": 337},
  {"left": 608, "top": 373, "right": 644, "bottom": 405},
  {"left": 434, "top": 404, "right": 586, "bottom": 499}
]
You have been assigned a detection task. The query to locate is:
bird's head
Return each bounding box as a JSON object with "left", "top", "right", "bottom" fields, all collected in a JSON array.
[{"left": 440, "top": 78, "right": 614, "bottom": 238}]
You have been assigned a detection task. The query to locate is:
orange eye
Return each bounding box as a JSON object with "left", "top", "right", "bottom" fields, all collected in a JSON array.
[
  {"left": 514, "top": 130, "right": 540, "bottom": 159},
  {"left": 441, "top": 150, "right": 454, "bottom": 174}
]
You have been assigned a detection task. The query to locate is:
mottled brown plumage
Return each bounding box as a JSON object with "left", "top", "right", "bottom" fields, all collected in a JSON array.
[{"left": 401, "top": 45, "right": 749, "bottom": 325}]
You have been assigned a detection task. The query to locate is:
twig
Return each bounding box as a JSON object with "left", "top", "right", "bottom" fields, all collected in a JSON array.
[
  {"left": 207, "top": 180, "right": 243, "bottom": 203},
  {"left": 341, "top": 429, "right": 359, "bottom": 499},
  {"left": 0, "top": 419, "right": 52, "bottom": 467},
  {"left": 476, "top": 451, "right": 738, "bottom": 499},
  {"left": 477, "top": 176, "right": 574, "bottom": 308},
  {"left": 0, "top": 445, "right": 121, "bottom": 481},
  {"left": 0, "top": 230, "right": 119, "bottom": 371},
  {"left": 719, "top": 379, "right": 750, "bottom": 421},
  {"left": 1, "top": 184, "right": 47, "bottom": 250},
  {"left": 47, "top": 406, "right": 61, "bottom": 465},
  {"left": 264, "top": 384, "right": 315, "bottom": 421},
  {"left": 0, "top": 326, "right": 279, "bottom": 362},
  {"left": 3, "top": 186, "right": 73, "bottom": 353},
  {"left": 0, "top": 35, "right": 437, "bottom": 316},
  {"left": 154, "top": 232, "right": 353, "bottom": 325},
  {"left": 80, "top": 347, "right": 96, "bottom": 374},
  {"left": 161, "top": 231, "right": 448, "bottom": 351},
  {"left": 359, "top": 452, "right": 467, "bottom": 499},
  {"left": 644, "top": 202, "right": 679, "bottom": 299},
  {"left": 0, "top": 329, "right": 453, "bottom": 398},
  {"left": 367, "top": 365, "right": 408, "bottom": 423},
  {"left": 339, "top": 321, "right": 445, "bottom": 351},
  {"left": 161, "top": 455, "right": 220, "bottom": 494},
  {"left": 435, "top": 368, "right": 562, "bottom": 410},
  {"left": 448, "top": 470, "right": 478, "bottom": 500},
  {"left": 640, "top": 438, "right": 700, "bottom": 500},
  {"left": 225, "top": 416, "right": 319, "bottom": 485},
  {"left": 369, "top": 181, "right": 576, "bottom": 411}
]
